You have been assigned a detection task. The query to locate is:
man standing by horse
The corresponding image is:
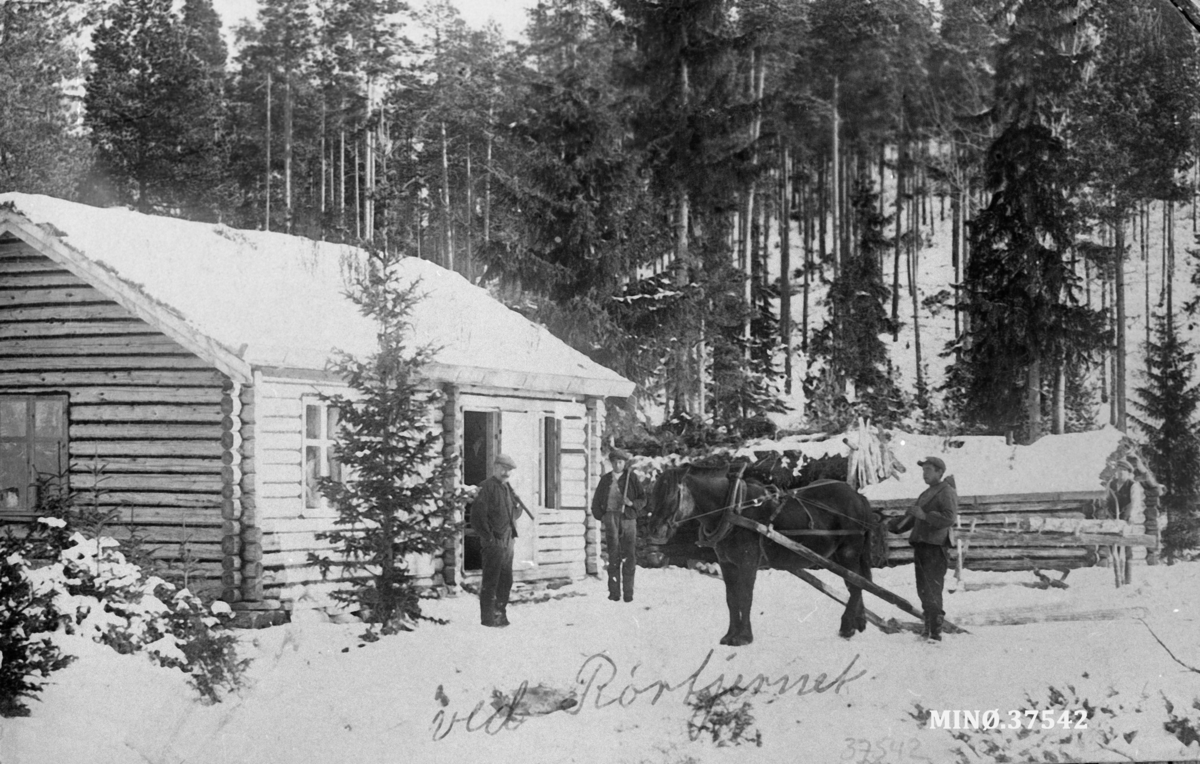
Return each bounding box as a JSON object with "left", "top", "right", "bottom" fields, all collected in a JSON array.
[
  {"left": 888, "top": 456, "right": 958, "bottom": 641},
  {"left": 591, "top": 449, "right": 645, "bottom": 602},
  {"left": 470, "top": 453, "right": 533, "bottom": 628}
]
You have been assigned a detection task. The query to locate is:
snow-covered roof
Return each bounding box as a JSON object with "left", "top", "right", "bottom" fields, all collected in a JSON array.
[{"left": 0, "top": 193, "right": 634, "bottom": 398}]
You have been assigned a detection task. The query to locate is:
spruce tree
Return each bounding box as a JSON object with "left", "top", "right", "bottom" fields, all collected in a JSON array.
[
  {"left": 0, "top": 0, "right": 95, "bottom": 197},
  {"left": 83, "top": 0, "right": 225, "bottom": 213},
  {"left": 809, "top": 177, "right": 902, "bottom": 425},
  {"left": 945, "top": 0, "right": 1105, "bottom": 441},
  {"left": 309, "top": 249, "right": 462, "bottom": 632},
  {"left": 1131, "top": 312, "right": 1200, "bottom": 559}
]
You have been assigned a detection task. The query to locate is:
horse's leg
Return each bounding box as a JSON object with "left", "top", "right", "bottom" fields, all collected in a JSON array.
[
  {"left": 835, "top": 542, "right": 867, "bottom": 639},
  {"left": 718, "top": 542, "right": 757, "bottom": 646},
  {"left": 718, "top": 560, "right": 741, "bottom": 645}
]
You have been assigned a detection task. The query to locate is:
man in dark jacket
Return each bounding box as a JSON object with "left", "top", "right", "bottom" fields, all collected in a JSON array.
[
  {"left": 590, "top": 449, "right": 645, "bottom": 602},
  {"left": 470, "top": 453, "right": 531, "bottom": 628},
  {"left": 889, "top": 456, "right": 958, "bottom": 641}
]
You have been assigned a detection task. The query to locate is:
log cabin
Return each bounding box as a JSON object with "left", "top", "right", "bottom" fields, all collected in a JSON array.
[{"left": 0, "top": 193, "right": 635, "bottom": 626}]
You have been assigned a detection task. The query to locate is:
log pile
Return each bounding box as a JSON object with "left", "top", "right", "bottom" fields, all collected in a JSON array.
[{"left": 872, "top": 490, "right": 1158, "bottom": 572}]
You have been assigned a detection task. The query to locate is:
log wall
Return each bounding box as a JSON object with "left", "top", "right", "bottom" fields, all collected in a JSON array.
[
  {"left": 0, "top": 236, "right": 230, "bottom": 595},
  {"left": 873, "top": 490, "right": 1109, "bottom": 571}
]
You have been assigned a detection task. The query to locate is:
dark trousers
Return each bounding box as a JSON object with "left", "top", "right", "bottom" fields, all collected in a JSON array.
[
  {"left": 912, "top": 542, "right": 948, "bottom": 619},
  {"left": 603, "top": 512, "right": 637, "bottom": 600},
  {"left": 479, "top": 538, "right": 514, "bottom": 623}
]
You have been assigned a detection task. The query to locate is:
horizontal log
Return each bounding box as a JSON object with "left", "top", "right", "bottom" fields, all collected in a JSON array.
[
  {"left": 70, "top": 403, "right": 224, "bottom": 423},
  {"left": 259, "top": 448, "right": 302, "bottom": 467},
  {"left": 514, "top": 561, "right": 584, "bottom": 582},
  {"left": 71, "top": 440, "right": 224, "bottom": 458},
  {"left": 259, "top": 483, "right": 302, "bottom": 500},
  {"left": 0, "top": 257, "right": 61, "bottom": 273},
  {"left": 87, "top": 491, "right": 223, "bottom": 509},
  {"left": 70, "top": 422, "right": 225, "bottom": 440},
  {"left": 957, "top": 530, "right": 1159, "bottom": 548},
  {"left": 69, "top": 473, "right": 225, "bottom": 492},
  {"left": 0, "top": 335, "right": 190, "bottom": 356},
  {"left": 0, "top": 271, "right": 87, "bottom": 288},
  {"left": 139, "top": 541, "right": 225, "bottom": 562},
  {"left": 0, "top": 320, "right": 151, "bottom": 338},
  {"left": 871, "top": 491, "right": 1106, "bottom": 510},
  {"left": 68, "top": 387, "right": 225, "bottom": 405},
  {"left": 536, "top": 508, "right": 587, "bottom": 524},
  {"left": 2, "top": 355, "right": 211, "bottom": 371},
  {"left": 0, "top": 286, "right": 111, "bottom": 307},
  {"left": 537, "top": 536, "right": 585, "bottom": 553},
  {"left": 962, "top": 559, "right": 1092, "bottom": 572},
  {"left": 532, "top": 549, "right": 585, "bottom": 566},
  {"left": 535, "top": 523, "right": 585, "bottom": 539},
  {"left": 90, "top": 506, "right": 223, "bottom": 526},
  {"left": 258, "top": 463, "right": 301, "bottom": 484},
  {"left": 877, "top": 504, "right": 1091, "bottom": 517},
  {"left": 69, "top": 456, "right": 223, "bottom": 474},
  {"left": 954, "top": 605, "right": 1149, "bottom": 628},
  {"left": 0, "top": 369, "right": 227, "bottom": 387},
  {"left": 0, "top": 303, "right": 132, "bottom": 321}
]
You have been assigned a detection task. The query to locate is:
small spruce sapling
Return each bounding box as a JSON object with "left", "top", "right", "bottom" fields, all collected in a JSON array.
[{"left": 309, "top": 248, "right": 463, "bottom": 633}]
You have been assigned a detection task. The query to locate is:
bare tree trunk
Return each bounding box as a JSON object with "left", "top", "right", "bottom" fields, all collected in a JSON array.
[
  {"left": 265, "top": 70, "right": 272, "bottom": 232},
  {"left": 1053, "top": 363, "right": 1065, "bottom": 434},
  {"left": 1114, "top": 216, "right": 1127, "bottom": 431},
  {"left": 1026, "top": 358, "right": 1042, "bottom": 443},
  {"left": 951, "top": 184, "right": 962, "bottom": 360},
  {"left": 484, "top": 103, "right": 493, "bottom": 246},
  {"left": 780, "top": 145, "right": 792, "bottom": 395},
  {"left": 830, "top": 77, "right": 840, "bottom": 279},
  {"left": 284, "top": 72, "right": 293, "bottom": 234},
  {"left": 909, "top": 180, "right": 924, "bottom": 404},
  {"left": 465, "top": 137, "right": 473, "bottom": 282},
  {"left": 892, "top": 138, "right": 904, "bottom": 340},
  {"left": 320, "top": 100, "right": 326, "bottom": 222},
  {"left": 441, "top": 120, "right": 453, "bottom": 271},
  {"left": 1144, "top": 202, "right": 1151, "bottom": 361},
  {"left": 802, "top": 177, "right": 811, "bottom": 355},
  {"left": 354, "top": 139, "right": 361, "bottom": 241}
]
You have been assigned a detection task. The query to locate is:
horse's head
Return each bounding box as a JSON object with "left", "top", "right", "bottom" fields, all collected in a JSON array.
[{"left": 646, "top": 467, "right": 694, "bottom": 545}]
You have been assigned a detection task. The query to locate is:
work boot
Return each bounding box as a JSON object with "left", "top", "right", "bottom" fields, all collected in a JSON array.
[
  {"left": 480, "top": 601, "right": 497, "bottom": 627},
  {"left": 919, "top": 615, "right": 931, "bottom": 638},
  {"left": 495, "top": 605, "right": 510, "bottom": 627},
  {"left": 928, "top": 614, "right": 943, "bottom": 642}
]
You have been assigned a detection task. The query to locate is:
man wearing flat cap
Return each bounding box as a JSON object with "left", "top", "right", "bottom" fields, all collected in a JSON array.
[
  {"left": 888, "top": 456, "right": 958, "bottom": 641},
  {"left": 591, "top": 448, "right": 645, "bottom": 602},
  {"left": 470, "top": 453, "right": 533, "bottom": 628}
]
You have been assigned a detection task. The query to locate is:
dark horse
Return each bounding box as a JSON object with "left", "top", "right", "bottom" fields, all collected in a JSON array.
[{"left": 647, "top": 466, "right": 874, "bottom": 645}]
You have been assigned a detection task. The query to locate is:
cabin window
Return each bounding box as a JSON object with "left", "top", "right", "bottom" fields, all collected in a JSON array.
[
  {"left": 0, "top": 395, "right": 68, "bottom": 512},
  {"left": 543, "top": 416, "right": 561, "bottom": 509},
  {"left": 303, "top": 401, "right": 341, "bottom": 510}
]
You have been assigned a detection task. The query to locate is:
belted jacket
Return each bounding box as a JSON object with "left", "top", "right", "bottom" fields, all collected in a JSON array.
[
  {"left": 891, "top": 478, "right": 958, "bottom": 547},
  {"left": 590, "top": 471, "right": 646, "bottom": 521}
]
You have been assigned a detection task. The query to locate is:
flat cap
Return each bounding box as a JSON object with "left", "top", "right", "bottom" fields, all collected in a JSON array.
[
  {"left": 495, "top": 453, "right": 517, "bottom": 469},
  {"left": 609, "top": 448, "right": 631, "bottom": 462},
  {"left": 917, "top": 456, "right": 946, "bottom": 472}
]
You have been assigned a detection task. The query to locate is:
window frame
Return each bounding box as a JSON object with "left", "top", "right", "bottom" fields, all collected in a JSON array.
[
  {"left": 302, "top": 399, "right": 341, "bottom": 514},
  {"left": 0, "top": 394, "right": 69, "bottom": 514}
]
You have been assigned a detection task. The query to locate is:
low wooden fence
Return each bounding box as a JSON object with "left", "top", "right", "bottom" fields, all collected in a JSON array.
[{"left": 873, "top": 490, "right": 1158, "bottom": 573}]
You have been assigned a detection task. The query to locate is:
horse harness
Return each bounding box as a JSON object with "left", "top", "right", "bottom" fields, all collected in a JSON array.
[{"left": 693, "top": 470, "right": 863, "bottom": 550}]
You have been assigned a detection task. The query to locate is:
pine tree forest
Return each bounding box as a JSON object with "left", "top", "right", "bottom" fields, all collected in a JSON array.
[{"left": 11, "top": 0, "right": 1200, "bottom": 461}]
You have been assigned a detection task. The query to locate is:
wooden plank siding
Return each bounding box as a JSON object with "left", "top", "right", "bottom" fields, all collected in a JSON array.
[{"left": 0, "top": 236, "right": 232, "bottom": 596}]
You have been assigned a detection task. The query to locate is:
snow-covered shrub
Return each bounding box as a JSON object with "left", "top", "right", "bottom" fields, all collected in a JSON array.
[
  {"left": 0, "top": 544, "right": 74, "bottom": 717},
  {"left": 14, "top": 521, "right": 250, "bottom": 706},
  {"left": 52, "top": 532, "right": 249, "bottom": 703}
]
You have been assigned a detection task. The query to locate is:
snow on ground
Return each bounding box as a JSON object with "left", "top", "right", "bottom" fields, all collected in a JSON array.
[{"left": 5, "top": 561, "right": 1200, "bottom": 764}]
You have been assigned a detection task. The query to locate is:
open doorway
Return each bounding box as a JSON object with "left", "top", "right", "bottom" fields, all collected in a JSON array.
[{"left": 462, "top": 410, "right": 498, "bottom": 572}]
